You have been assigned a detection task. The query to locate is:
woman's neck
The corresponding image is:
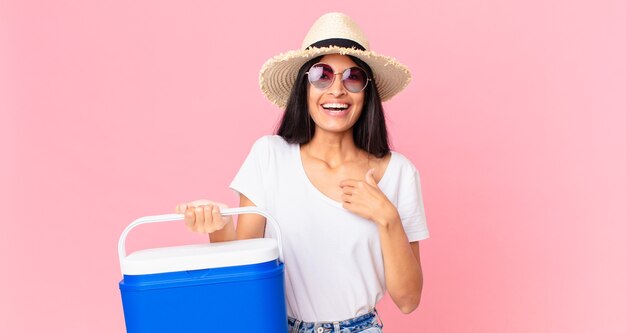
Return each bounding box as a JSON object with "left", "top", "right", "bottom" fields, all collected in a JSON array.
[{"left": 303, "top": 130, "right": 365, "bottom": 167}]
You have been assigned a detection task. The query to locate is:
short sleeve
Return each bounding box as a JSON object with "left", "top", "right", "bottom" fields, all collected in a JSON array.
[
  {"left": 398, "top": 169, "right": 430, "bottom": 242},
  {"left": 229, "top": 136, "right": 270, "bottom": 208}
]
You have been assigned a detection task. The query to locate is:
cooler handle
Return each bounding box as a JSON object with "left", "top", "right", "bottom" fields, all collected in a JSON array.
[{"left": 118, "top": 207, "right": 284, "bottom": 273}]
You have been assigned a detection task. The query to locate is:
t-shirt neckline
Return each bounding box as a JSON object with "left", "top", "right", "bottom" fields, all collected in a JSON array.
[{"left": 295, "top": 144, "right": 395, "bottom": 209}]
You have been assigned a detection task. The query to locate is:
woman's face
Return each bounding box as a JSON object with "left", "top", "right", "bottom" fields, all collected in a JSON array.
[{"left": 307, "top": 54, "right": 365, "bottom": 136}]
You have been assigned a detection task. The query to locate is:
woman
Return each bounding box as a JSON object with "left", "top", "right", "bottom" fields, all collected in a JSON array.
[{"left": 176, "top": 12, "right": 429, "bottom": 333}]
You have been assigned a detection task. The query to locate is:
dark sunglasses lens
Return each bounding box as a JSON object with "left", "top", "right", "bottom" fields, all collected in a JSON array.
[
  {"left": 308, "top": 64, "right": 334, "bottom": 89},
  {"left": 342, "top": 67, "right": 368, "bottom": 92}
]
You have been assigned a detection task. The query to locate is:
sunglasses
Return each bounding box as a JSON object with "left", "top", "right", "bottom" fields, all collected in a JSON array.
[{"left": 306, "top": 63, "right": 371, "bottom": 93}]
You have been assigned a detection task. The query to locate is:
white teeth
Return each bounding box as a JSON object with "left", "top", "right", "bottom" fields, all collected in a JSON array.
[{"left": 322, "top": 103, "right": 349, "bottom": 109}]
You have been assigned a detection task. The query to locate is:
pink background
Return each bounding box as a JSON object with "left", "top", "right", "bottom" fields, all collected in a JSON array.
[{"left": 1, "top": 0, "right": 625, "bottom": 332}]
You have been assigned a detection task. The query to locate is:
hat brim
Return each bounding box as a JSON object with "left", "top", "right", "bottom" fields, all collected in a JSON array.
[{"left": 259, "top": 46, "right": 411, "bottom": 109}]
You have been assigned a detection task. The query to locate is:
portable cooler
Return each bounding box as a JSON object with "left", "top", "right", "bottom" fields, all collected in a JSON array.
[{"left": 118, "top": 207, "right": 287, "bottom": 333}]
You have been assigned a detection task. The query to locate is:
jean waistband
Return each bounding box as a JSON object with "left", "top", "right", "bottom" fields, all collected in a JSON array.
[{"left": 288, "top": 309, "right": 382, "bottom": 333}]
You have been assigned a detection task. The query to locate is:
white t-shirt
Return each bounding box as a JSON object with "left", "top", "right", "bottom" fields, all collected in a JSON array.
[{"left": 229, "top": 135, "right": 429, "bottom": 322}]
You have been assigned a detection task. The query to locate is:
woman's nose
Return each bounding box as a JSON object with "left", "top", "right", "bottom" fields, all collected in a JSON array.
[{"left": 328, "top": 73, "right": 346, "bottom": 96}]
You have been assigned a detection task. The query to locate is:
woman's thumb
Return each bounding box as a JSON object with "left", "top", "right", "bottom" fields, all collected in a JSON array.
[{"left": 365, "top": 168, "right": 377, "bottom": 186}]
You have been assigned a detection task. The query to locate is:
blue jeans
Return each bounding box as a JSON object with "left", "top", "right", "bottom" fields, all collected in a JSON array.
[{"left": 288, "top": 309, "right": 384, "bottom": 333}]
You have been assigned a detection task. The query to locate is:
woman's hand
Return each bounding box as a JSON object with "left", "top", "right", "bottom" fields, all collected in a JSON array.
[
  {"left": 339, "top": 168, "right": 400, "bottom": 227},
  {"left": 175, "top": 200, "right": 233, "bottom": 234}
]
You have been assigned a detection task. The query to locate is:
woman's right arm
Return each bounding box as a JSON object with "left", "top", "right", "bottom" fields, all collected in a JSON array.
[
  {"left": 235, "top": 194, "right": 266, "bottom": 240},
  {"left": 175, "top": 194, "right": 266, "bottom": 243}
]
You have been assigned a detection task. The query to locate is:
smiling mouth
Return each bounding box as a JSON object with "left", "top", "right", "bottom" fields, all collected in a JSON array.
[{"left": 321, "top": 103, "right": 350, "bottom": 111}]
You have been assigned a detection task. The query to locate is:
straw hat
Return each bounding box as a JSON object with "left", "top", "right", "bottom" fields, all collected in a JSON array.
[{"left": 259, "top": 12, "right": 412, "bottom": 108}]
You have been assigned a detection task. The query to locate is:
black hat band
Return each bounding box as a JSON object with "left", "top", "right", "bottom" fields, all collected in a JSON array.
[{"left": 306, "top": 38, "right": 366, "bottom": 51}]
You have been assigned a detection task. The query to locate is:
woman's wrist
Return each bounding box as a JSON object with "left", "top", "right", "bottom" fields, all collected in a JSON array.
[{"left": 374, "top": 204, "right": 401, "bottom": 229}]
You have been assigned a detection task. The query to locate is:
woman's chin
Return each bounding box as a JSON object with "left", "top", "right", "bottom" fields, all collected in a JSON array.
[{"left": 314, "top": 121, "right": 355, "bottom": 134}]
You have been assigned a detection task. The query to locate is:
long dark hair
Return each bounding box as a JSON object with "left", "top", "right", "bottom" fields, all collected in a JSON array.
[{"left": 275, "top": 55, "right": 390, "bottom": 158}]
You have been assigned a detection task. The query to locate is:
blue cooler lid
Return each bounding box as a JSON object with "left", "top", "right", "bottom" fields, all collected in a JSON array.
[{"left": 122, "top": 238, "right": 279, "bottom": 275}]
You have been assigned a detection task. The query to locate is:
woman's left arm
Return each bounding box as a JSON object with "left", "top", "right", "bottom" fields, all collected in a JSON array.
[
  {"left": 340, "top": 168, "right": 423, "bottom": 314},
  {"left": 377, "top": 218, "right": 423, "bottom": 314}
]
